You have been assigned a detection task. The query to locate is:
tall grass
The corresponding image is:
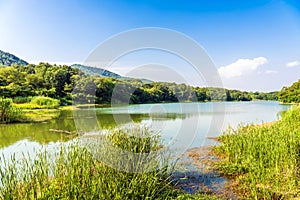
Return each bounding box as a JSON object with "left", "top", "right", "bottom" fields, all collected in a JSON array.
[
  {"left": 0, "top": 126, "right": 193, "bottom": 199},
  {"left": 0, "top": 98, "right": 23, "bottom": 123},
  {"left": 213, "top": 106, "right": 300, "bottom": 199}
]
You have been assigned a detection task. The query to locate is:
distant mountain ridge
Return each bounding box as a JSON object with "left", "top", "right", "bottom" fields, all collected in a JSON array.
[
  {"left": 0, "top": 50, "right": 28, "bottom": 66},
  {"left": 71, "top": 64, "right": 122, "bottom": 78},
  {"left": 0, "top": 50, "right": 122, "bottom": 78}
]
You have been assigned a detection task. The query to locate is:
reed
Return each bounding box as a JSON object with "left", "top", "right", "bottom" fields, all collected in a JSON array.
[
  {"left": 0, "top": 126, "right": 220, "bottom": 199},
  {"left": 213, "top": 106, "right": 300, "bottom": 199}
]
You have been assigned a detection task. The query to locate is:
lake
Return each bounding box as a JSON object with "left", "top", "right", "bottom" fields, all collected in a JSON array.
[{"left": 0, "top": 101, "right": 291, "bottom": 162}]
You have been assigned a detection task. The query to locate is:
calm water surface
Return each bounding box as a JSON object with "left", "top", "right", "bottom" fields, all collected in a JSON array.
[{"left": 0, "top": 101, "right": 291, "bottom": 160}]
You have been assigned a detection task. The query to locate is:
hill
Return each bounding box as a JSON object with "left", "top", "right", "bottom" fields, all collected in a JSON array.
[
  {"left": 71, "top": 64, "right": 153, "bottom": 83},
  {"left": 71, "top": 64, "right": 122, "bottom": 78},
  {"left": 0, "top": 50, "right": 28, "bottom": 66}
]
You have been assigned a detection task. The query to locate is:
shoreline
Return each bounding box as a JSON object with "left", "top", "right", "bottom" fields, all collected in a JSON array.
[
  {"left": 279, "top": 102, "right": 300, "bottom": 105},
  {"left": 180, "top": 110, "right": 290, "bottom": 198}
]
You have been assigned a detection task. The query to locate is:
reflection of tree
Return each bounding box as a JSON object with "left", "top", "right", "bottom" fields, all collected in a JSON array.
[
  {"left": 0, "top": 104, "right": 213, "bottom": 149},
  {"left": 97, "top": 114, "right": 145, "bottom": 129},
  {"left": 0, "top": 122, "right": 68, "bottom": 148},
  {"left": 0, "top": 110, "right": 78, "bottom": 148}
]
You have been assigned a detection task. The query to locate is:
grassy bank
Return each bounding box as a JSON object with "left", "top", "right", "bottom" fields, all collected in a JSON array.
[
  {"left": 213, "top": 106, "right": 300, "bottom": 199},
  {"left": 0, "top": 126, "right": 219, "bottom": 200},
  {"left": 0, "top": 97, "right": 63, "bottom": 123}
]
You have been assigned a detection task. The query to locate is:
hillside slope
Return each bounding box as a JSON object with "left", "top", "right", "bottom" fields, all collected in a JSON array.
[
  {"left": 71, "top": 64, "right": 122, "bottom": 78},
  {"left": 0, "top": 50, "right": 28, "bottom": 66}
]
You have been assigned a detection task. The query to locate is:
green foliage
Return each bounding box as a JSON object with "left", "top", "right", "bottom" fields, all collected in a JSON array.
[
  {"left": 251, "top": 91, "right": 278, "bottom": 101},
  {"left": 0, "top": 63, "right": 278, "bottom": 106},
  {"left": 278, "top": 79, "right": 300, "bottom": 103},
  {"left": 213, "top": 106, "right": 300, "bottom": 199},
  {"left": 0, "top": 98, "right": 23, "bottom": 123},
  {"left": 12, "top": 96, "right": 32, "bottom": 103},
  {"left": 30, "top": 96, "right": 60, "bottom": 108}
]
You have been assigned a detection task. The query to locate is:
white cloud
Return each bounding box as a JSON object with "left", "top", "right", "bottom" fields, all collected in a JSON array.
[
  {"left": 265, "top": 70, "right": 278, "bottom": 74},
  {"left": 218, "top": 57, "right": 268, "bottom": 78},
  {"left": 286, "top": 60, "right": 300, "bottom": 68}
]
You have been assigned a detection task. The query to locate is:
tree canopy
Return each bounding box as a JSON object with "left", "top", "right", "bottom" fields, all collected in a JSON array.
[
  {"left": 0, "top": 63, "right": 278, "bottom": 105},
  {"left": 278, "top": 79, "right": 300, "bottom": 103}
]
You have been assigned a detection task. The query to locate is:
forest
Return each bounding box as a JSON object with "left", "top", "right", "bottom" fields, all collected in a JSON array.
[{"left": 0, "top": 63, "right": 278, "bottom": 105}]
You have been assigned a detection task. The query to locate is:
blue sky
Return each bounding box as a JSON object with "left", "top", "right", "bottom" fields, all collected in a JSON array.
[{"left": 0, "top": 0, "right": 300, "bottom": 91}]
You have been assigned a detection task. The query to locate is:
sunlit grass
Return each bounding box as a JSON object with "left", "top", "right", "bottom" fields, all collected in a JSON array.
[
  {"left": 22, "top": 109, "right": 60, "bottom": 122},
  {"left": 213, "top": 106, "right": 300, "bottom": 199}
]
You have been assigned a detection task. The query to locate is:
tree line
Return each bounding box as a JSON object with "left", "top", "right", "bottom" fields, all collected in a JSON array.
[
  {"left": 0, "top": 63, "right": 278, "bottom": 105},
  {"left": 278, "top": 79, "right": 300, "bottom": 103}
]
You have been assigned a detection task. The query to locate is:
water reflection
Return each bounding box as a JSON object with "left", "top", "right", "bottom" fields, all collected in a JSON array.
[{"left": 0, "top": 101, "right": 291, "bottom": 151}]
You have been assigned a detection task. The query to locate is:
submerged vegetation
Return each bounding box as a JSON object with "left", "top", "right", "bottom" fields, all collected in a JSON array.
[
  {"left": 0, "top": 126, "right": 219, "bottom": 200},
  {"left": 213, "top": 106, "right": 300, "bottom": 199}
]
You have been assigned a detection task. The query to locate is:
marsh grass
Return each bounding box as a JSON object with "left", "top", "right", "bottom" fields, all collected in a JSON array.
[
  {"left": 213, "top": 106, "right": 300, "bottom": 199},
  {"left": 0, "top": 126, "right": 220, "bottom": 199}
]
